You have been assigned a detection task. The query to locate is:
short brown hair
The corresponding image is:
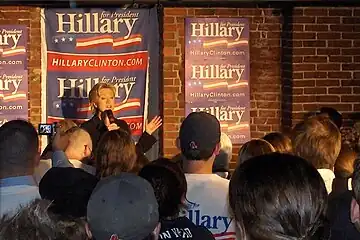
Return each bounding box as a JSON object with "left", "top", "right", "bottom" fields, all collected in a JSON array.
[
  {"left": 237, "top": 139, "right": 275, "bottom": 165},
  {"left": 334, "top": 144, "right": 357, "bottom": 178},
  {"left": 88, "top": 82, "right": 116, "bottom": 113},
  {"left": 263, "top": 132, "right": 293, "bottom": 153},
  {"left": 292, "top": 116, "right": 341, "bottom": 169},
  {"left": 95, "top": 130, "right": 137, "bottom": 178}
]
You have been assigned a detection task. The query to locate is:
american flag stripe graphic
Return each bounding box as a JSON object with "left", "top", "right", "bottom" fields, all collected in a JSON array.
[
  {"left": 0, "top": 92, "right": 27, "bottom": 101},
  {"left": 76, "top": 34, "right": 142, "bottom": 50},
  {"left": 77, "top": 98, "right": 141, "bottom": 113},
  {"left": 0, "top": 47, "right": 26, "bottom": 57},
  {"left": 203, "top": 39, "right": 248, "bottom": 48},
  {"left": 202, "top": 80, "right": 248, "bottom": 90}
]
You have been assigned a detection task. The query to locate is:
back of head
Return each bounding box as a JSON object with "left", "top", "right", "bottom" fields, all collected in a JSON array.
[
  {"left": 95, "top": 129, "right": 137, "bottom": 178},
  {"left": 213, "top": 133, "right": 232, "bottom": 173},
  {"left": 292, "top": 116, "right": 341, "bottom": 169},
  {"left": 0, "top": 199, "right": 88, "bottom": 240},
  {"left": 39, "top": 167, "right": 99, "bottom": 218},
  {"left": 237, "top": 139, "right": 275, "bottom": 165},
  {"left": 66, "top": 128, "right": 92, "bottom": 151},
  {"left": 0, "top": 120, "right": 39, "bottom": 177},
  {"left": 334, "top": 144, "right": 356, "bottom": 178},
  {"left": 179, "top": 112, "right": 221, "bottom": 161},
  {"left": 58, "top": 119, "right": 77, "bottom": 135},
  {"left": 320, "top": 107, "right": 342, "bottom": 129},
  {"left": 229, "top": 153, "right": 328, "bottom": 240},
  {"left": 263, "top": 132, "right": 293, "bottom": 153},
  {"left": 139, "top": 158, "right": 187, "bottom": 219},
  {"left": 87, "top": 173, "right": 159, "bottom": 240}
]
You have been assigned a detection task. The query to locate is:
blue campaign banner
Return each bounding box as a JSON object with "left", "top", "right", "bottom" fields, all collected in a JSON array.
[{"left": 43, "top": 9, "right": 158, "bottom": 137}]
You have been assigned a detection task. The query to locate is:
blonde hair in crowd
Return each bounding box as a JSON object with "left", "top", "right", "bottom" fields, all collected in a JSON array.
[
  {"left": 292, "top": 115, "right": 341, "bottom": 169},
  {"left": 88, "top": 82, "right": 116, "bottom": 114}
]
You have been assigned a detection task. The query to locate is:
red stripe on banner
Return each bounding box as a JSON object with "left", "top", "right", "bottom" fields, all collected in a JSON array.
[
  {"left": 47, "top": 116, "right": 143, "bottom": 137},
  {"left": 76, "top": 34, "right": 113, "bottom": 43},
  {"left": 213, "top": 232, "right": 236, "bottom": 237},
  {"left": 122, "top": 116, "right": 143, "bottom": 136},
  {"left": 47, "top": 51, "right": 148, "bottom": 72}
]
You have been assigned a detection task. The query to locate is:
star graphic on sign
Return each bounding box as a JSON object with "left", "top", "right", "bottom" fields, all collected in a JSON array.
[
  {"left": 54, "top": 38, "right": 59, "bottom": 43},
  {"left": 55, "top": 103, "right": 60, "bottom": 108},
  {"left": 61, "top": 37, "right": 66, "bottom": 42},
  {"left": 69, "top": 37, "right": 73, "bottom": 41}
]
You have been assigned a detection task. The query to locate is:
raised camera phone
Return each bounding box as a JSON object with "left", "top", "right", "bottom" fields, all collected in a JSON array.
[{"left": 38, "top": 123, "right": 56, "bottom": 136}]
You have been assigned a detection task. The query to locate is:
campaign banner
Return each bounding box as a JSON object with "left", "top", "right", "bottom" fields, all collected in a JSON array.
[
  {"left": 42, "top": 9, "right": 157, "bottom": 137},
  {"left": 185, "top": 18, "right": 251, "bottom": 144},
  {"left": 0, "top": 25, "right": 28, "bottom": 126}
]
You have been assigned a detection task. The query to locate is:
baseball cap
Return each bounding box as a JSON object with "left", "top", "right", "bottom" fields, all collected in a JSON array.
[
  {"left": 179, "top": 112, "right": 221, "bottom": 160},
  {"left": 39, "top": 167, "right": 99, "bottom": 218},
  {"left": 87, "top": 173, "right": 159, "bottom": 240}
]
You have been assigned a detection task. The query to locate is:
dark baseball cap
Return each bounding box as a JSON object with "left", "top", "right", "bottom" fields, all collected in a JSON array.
[
  {"left": 87, "top": 173, "right": 159, "bottom": 240},
  {"left": 39, "top": 167, "right": 99, "bottom": 218},
  {"left": 179, "top": 112, "right": 221, "bottom": 160}
]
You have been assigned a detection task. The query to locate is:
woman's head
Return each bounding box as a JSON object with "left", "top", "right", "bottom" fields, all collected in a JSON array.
[
  {"left": 89, "top": 82, "right": 116, "bottom": 114},
  {"left": 95, "top": 130, "right": 137, "bottom": 178},
  {"left": 139, "top": 158, "right": 187, "bottom": 219},
  {"left": 229, "top": 153, "right": 328, "bottom": 240},
  {"left": 237, "top": 139, "right": 275, "bottom": 165},
  {"left": 263, "top": 132, "right": 293, "bottom": 153},
  {"left": 334, "top": 144, "right": 357, "bottom": 178}
]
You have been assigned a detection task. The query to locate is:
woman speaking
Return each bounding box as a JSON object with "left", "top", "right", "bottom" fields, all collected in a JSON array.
[{"left": 81, "top": 82, "right": 162, "bottom": 155}]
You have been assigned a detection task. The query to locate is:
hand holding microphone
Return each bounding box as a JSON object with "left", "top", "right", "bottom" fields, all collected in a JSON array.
[{"left": 102, "top": 110, "right": 119, "bottom": 132}]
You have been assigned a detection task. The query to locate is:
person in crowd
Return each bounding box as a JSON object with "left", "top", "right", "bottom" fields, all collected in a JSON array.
[
  {"left": 0, "top": 120, "right": 40, "bottom": 217},
  {"left": 328, "top": 158, "right": 360, "bottom": 239},
  {"left": 39, "top": 167, "right": 98, "bottom": 218},
  {"left": 86, "top": 173, "right": 160, "bottom": 240},
  {"left": 81, "top": 82, "right": 162, "bottom": 154},
  {"left": 292, "top": 115, "right": 341, "bottom": 193},
  {"left": 139, "top": 158, "right": 215, "bottom": 240},
  {"left": 332, "top": 144, "right": 356, "bottom": 196},
  {"left": 95, "top": 129, "right": 137, "bottom": 178},
  {"left": 237, "top": 139, "right": 275, "bottom": 165},
  {"left": 0, "top": 199, "right": 88, "bottom": 240},
  {"left": 213, "top": 133, "right": 232, "bottom": 179},
  {"left": 319, "top": 107, "right": 343, "bottom": 130},
  {"left": 35, "top": 127, "right": 95, "bottom": 183},
  {"left": 179, "top": 112, "right": 237, "bottom": 239},
  {"left": 40, "top": 119, "right": 77, "bottom": 160},
  {"left": 229, "top": 153, "right": 329, "bottom": 240},
  {"left": 263, "top": 132, "right": 293, "bottom": 153}
]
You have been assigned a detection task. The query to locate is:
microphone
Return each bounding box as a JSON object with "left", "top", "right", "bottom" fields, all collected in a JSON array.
[{"left": 104, "top": 110, "right": 116, "bottom": 124}]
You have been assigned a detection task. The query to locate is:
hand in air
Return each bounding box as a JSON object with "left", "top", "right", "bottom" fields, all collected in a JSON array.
[
  {"left": 145, "top": 116, "right": 163, "bottom": 135},
  {"left": 52, "top": 125, "right": 69, "bottom": 151}
]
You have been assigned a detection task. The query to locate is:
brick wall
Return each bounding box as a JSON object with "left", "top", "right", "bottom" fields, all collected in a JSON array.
[
  {"left": 0, "top": 7, "right": 41, "bottom": 127},
  {"left": 162, "top": 7, "right": 360, "bottom": 166},
  {"left": 291, "top": 7, "right": 360, "bottom": 126}
]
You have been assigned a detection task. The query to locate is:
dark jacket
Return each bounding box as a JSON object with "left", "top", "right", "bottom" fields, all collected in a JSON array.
[
  {"left": 328, "top": 190, "right": 360, "bottom": 240},
  {"left": 81, "top": 115, "right": 157, "bottom": 156}
]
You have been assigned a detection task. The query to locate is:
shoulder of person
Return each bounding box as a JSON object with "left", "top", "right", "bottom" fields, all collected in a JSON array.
[{"left": 193, "top": 225, "right": 216, "bottom": 240}]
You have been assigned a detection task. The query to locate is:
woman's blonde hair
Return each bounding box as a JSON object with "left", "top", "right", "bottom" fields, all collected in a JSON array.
[{"left": 88, "top": 82, "right": 116, "bottom": 113}]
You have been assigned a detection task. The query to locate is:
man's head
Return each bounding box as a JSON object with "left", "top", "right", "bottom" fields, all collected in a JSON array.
[
  {"left": 87, "top": 173, "right": 159, "bottom": 240},
  {"left": 213, "top": 133, "right": 233, "bottom": 178},
  {"left": 39, "top": 167, "right": 99, "bottom": 218},
  {"left": 292, "top": 116, "right": 341, "bottom": 170},
  {"left": 319, "top": 107, "right": 342, "bottom": 129},
  {"left": 179, "top": 112, "right": 221, "bottom": 161},
  {"left": 237, "top": 139, "right": 275, "bottom": 166},
  {"left": 0, "top": 120, "right": 39, "bottom": 178},
  {"left": 65, "top": 128, "right": 92, "bottom": 161},
  {"left": 89, "top": 82, "right": 116, "bottom": 114},
  {"left": 139, "top": 158, "right": 187, "bottom": 219}
]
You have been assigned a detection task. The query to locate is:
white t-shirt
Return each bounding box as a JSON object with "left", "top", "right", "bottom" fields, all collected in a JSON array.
[{"left": 185, "top": 174, "right": 237, "bottom": 240}]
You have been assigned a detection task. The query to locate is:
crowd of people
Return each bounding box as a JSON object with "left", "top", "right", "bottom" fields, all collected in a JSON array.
[{"left": 0, "top": 82, "right": 360, "bottom": 240}]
